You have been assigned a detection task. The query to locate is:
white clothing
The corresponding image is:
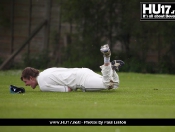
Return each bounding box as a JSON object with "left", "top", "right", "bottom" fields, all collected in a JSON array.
[{"left": 36, "top": 65, "right": 119, "bottom": 92}]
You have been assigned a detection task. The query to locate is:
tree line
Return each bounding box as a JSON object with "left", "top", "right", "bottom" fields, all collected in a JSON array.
[
  {"left": 1, "top": 0, "right": 175, "bottom": 73},
  {"left": 57, "top": 0, "right": 175, "bottom": 74}
]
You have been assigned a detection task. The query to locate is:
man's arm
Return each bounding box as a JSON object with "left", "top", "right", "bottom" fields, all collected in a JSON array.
[{"left": 40, "top": 84, "right": 72, "bottom": 92}]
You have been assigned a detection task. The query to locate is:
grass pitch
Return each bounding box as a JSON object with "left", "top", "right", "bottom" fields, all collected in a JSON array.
[{"left": 0, "top": 70, "right": 175, "bottom": 132}]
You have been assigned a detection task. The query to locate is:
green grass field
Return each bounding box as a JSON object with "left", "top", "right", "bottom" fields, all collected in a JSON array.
[{"left": 0, "top": 70, "right": 175, "bottom": 132}]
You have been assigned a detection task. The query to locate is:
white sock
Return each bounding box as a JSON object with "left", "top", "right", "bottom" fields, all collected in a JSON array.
[{"left": 104, "top": 57, "right": 110, "bottom": 63}]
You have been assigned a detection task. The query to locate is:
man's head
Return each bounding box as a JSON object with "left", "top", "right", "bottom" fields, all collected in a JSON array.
[{"left": 21, "top": 67, "right": 40, "bottom": 89}]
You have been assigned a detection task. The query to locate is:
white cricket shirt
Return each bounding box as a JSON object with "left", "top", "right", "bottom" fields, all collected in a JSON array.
[{"left": 36, "top": 67, "right": 89, "bottom": 92}]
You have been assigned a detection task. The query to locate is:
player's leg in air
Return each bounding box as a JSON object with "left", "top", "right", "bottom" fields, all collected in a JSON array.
[{"left": 82, "top": 44, "right": 124, "bottom": 91}]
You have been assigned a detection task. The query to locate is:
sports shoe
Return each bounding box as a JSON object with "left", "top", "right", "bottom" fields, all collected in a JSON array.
[
  {"left": 111, "top": 60, "right": 125, "bottom": 71},
  {"left": 100, "top": 44, "right": 111, "bottom": 57}
]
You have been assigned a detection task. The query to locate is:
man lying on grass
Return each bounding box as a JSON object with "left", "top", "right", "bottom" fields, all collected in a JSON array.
[{"left": 20, "top": 44, "right": 124, "bottom": 92}]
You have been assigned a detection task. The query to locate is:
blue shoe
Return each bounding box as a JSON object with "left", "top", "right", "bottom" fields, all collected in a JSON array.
[
  {"left": 111, "top": 60, "right": 125, "bottom": 71},
  {"left": 100, "top": 44, "right": 111, "bottom": 57}
]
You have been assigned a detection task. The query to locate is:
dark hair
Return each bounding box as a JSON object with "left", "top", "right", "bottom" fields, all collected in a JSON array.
[{"left": 21, "top": 67, "right": 40, "bottom": 81}]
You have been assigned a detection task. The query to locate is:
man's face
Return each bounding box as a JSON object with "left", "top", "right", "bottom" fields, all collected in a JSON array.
[{"left": 22, "top": 77, "right": 38, "bottom": 89}]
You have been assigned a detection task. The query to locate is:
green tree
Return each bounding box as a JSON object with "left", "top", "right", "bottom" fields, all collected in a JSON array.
[
  {"left": 57, "top": 0, "right": 175, "bottom": 73},
  {"left": 59, "top": 0, "right": 120, "bottom": 70}
]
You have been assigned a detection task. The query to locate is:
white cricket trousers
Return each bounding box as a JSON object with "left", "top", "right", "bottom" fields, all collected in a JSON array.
[{"left": 76, "top": 64, "right": 119, "bottom": 91}]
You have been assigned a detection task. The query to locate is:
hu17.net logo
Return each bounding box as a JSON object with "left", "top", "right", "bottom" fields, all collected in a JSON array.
[{"left": 140, "top": 2, "right": 175, "bottom": 21}]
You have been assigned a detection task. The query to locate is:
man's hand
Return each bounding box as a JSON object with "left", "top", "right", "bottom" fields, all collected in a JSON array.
[{"left": 68, "top": 87, "right": 72, "bottom": 92}]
